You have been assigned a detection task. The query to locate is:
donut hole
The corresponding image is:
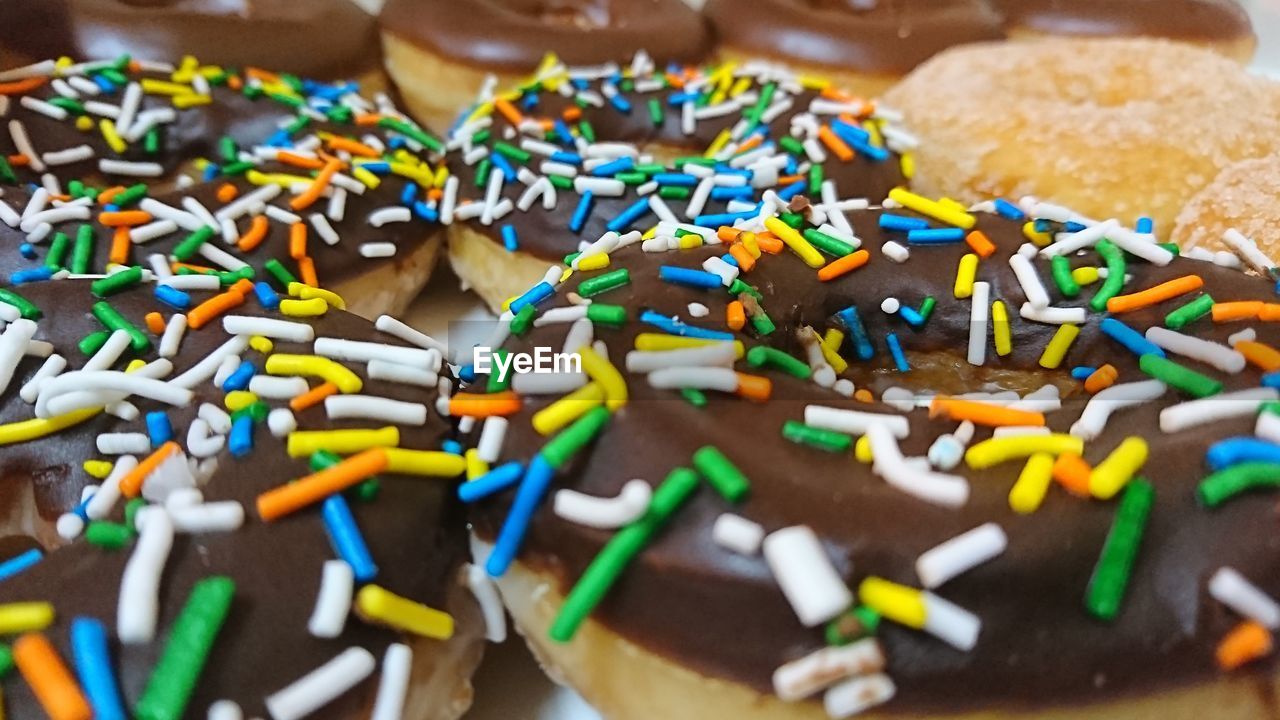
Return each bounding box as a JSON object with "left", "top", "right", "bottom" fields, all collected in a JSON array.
[
  {"left": 532, "top": 0, "right": 612, "bottom": 30},
  {"left": 0, "top": 462, "right": 74, "bottom": 550}
]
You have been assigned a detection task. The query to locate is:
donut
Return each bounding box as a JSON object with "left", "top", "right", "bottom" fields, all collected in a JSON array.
[
  {"left": 1173, "top": 156, "right": 1280, "bottom": 264},
  {"left": 438, "top": 59, "right": 909, "bottom": 312},
  {"left": 705, "top": 0, "right": 1254, "bottom": 98},
  {"left": 378, "top": 0, "right": 713, "bottom": 131},
  {"left": 446, "top": 124, "right": 1280, "bottom": 718},
  {"left": 0, "top": 0, "right": 384, "bottom": 85},
  {"left": 881, "top": 38, "right": 1280, "bottom": 242},
  {"left": 0, "top": 274, "right": 495, "bottom": 717},
  {"left": 0, "top": 54, "right": 453, "bottom": 318}
]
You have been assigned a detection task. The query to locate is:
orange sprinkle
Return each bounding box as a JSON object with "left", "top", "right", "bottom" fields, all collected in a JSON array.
[
  {"left": 776, "top": 174, "right": 806, "bottom": 186},
  {"left": 186, "top": 290, "right": 245, "bottom": 330},
  {"left": 853, "top": 389, "right": 874, "bottom": 403},
  {"left": 227, "top": 75, "right": 243, "bottom": 91},
  {"left": 754, "top": 233, "right": 784, "bottom": 255},
  {"left": 169, "top": 261, "right": 217, "bottom": 274},
  {"left": 1259, "top": 303, "right": 1280, "bottom": 322},
  {"left": 1105, "top": 275, "right": 1204, "bottom": 314},
  {"left": 229, "top": 278, "right": 255, "bottom": 297},
  {"left": 494, "top": 98, "right": 524, "bottom": 126},
  {"left": 1052, "top": 453, "right": 1092, "bottom": 497},
  {"left": 144, "top": 312, "right": 165, "bottom": 335},
  {"left": 734, "top": 373, "right": 772, "bottom": 402},
  {"left": 1212, "top": 301, "right": 1264, "bottom": 323},
  {"left": 98, "top": 210, "right": 151, "bottom": 227},
  {"left": 119, "top": 441, "right": 181, "bottom": 498},
  {"left": 257, "top": 448, "right": 389, "bottom": 522},
  {"left": 354, "top": 113, "right": 386, "bottom": 127},
  {"left": 0, "top": 76, "right": 48, "bottom": 96},
  {"left": 929, "top": 397, "right": 1045, "bottom": 427},
  {"left": 1236, "top": 340, "right": 1280, "bottom": 372},
  {"left": 289, "top": 159, "right": 342, "bottom": 211},
  {"left": 1084, "top": 364, "right": 1118, "bottom": 394},
  {"left": 817, "top": 125, "right": 854, "bottom": 162},
  {"left": 965, "top": 230, "right": 997, "bottom": 259},
  {"left": 8, "top": 154, "right": 30, "bottom": 167},
  {"left": 288, "top": 222, "right": 307, "bottom": 259},
  {"left": 13, "top": 632, "right": 91, "bottom": 720},
  {"left": 289, "top": 381, "right": 338, "bottom": 412},
  {"left": 726, "top": 301, "right": 746, "bottom": 331},
  {"left": 562, "top": 106, "right": 582, "bottom": 123},
  {"left": 108, "top": 227, "right": 130, "bottom": 266},
  {"left": 275, "top": 151, "right": 326, "bottom": 170},
  {"left": 297, "top": 256, "right": 319, "bottom": 287},
  {"left": 1216, "top": 621, "right": 1273, "bottom": 671},
  {"left": 449, "top": 391, "right": 522, "bottom": 418},
  {"left": 817, "top": 249, "right": 870, "bottom": 282},
  {"left": 95, "top": 186, "right": 127, "bottom": 206},
  {"left": 663, "top": 72, "right": 686, "bottom": 89},
  {"left": 237, "top": 215, "right": 270, "bottom": 253},
  {"left": 215, "top": 183, "right": 239, "bottom": 204},
  {"left": 733, "top": 134, "right": 764, "bottom": 156},
  {"left": 245, "top": 67, "right": 281, "bottom": 83},
  {"left": 728, "top": 243, "right": 756, "bottom": 272},
  {"left": 426, "top": 187, "right": 443, "bottom": 201},
  {"left": 716, "top": 226, "right": 741, "bottom": 244}
]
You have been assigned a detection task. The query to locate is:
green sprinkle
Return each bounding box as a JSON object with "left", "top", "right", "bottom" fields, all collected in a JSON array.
[
  {"left": 585, "top": 303, "right": 627, "bottom": 327},
  {"left": 509, "top": 304, "right": 536, "bottom": 336},
  {"left": 779, "top": 212, "right": 805, "bottom": 229},
  {"left": 125, "top": 498, "right": 146, "bottom": 532},
  {"left": 1164, "top": 294, "right": 1214, "bottom": 329},
  {"left": 783, "top": 420, "right": 853, "bottom": 453},
  {"left": 779, "top": 135, "right": 805, "bottom": 157},
  {"left": 219, "top": 136, "right": 238, "bottom": 162},
  {"left": 749, "top": 308, "right": 776, "bottom": 336},
  {"left": 172, "top": 226, "right": 214, "bottom": 262},
  {"left": 72, "top": 224, "right": 95, "bottom": 274},
  {"left": 549, "top": 174, "right": 573, "bottom": 190},
  {"left": 578, "top": 120, "right": 596, "bottom": 143},
  {"left": 578, "top": 269, "right": 630, "bottom": 298},
  {"left": 542, "top": 406, "right": 611, "bottom": 470},
  {"left": 0, "top": 156, "right": 16, "bottom": 184},
  {"left": 0, "top": 644, "right": 12, "bottom": 677},
  {"left": 474, "top": 158, "right": 492, "bottom": 188},
  {"left": 93, "top": 301, "right": 150, "bottom": 352},
  {"left": 1261, "top": 401, "right": 1280, "bottom": 417},
  {"left": 85, "top": 521, "right": 134, "bottom": 550},
  {"left": 801, "top": 228, "right": 855, "bottom": 257},
  {"left": 691, "top": 446, "right": 750, "bottom": 502},
  {"left": 92, "top": 265, "right": 145, "bottom": 297},
  {"left": 98, "top": 68, "right": 127, "bottom": 85},
  {"left": 647, "top": 98, "right": 663, "bottom": 126},
  {"left": 825, "top": 606, "right": 881, "bottom": 646},
  {"left": 264, "top": 259, "right": 297, "bottom": 288},
  {"left": 658, "top": 186, "right": 691, "bottom": 200},
  {"left": 1197, "top": 462, "right": 1280, "bottom": 507},
  {"left": 727, "top": 278, "right": 762, "bottom": 302},
  {"left": 493, "top": 142, "right": 531, "bottom": 164},
  {"left": 1084, "top": 479, "right": 1154, "bottom": 621},
  {"left": 0, "top": 288, "right": 41, "bottom": 320},
  {"left": 1050, "top": 255, "right": 1080, "bottom": 298},
  {"left": 634, "top": 163, "right": 664, "bottom": 176},
  {"left": 746, "top": 346, "right": 811, "bottom": 379},
  {"left": 45, "top": 232, "right": 69, "bottom": 270},
  {"left": 918, "top": 296, "right": 937, "bottom": 322},
  {"left": 220, "top": 161, "right": 255, "bottom": 176},
  {"left": 217, "top": 266, "right": 255, "bottom": 286},
  {"left": 471, "top": 129, "right": 492, "bottom": 146},
  {"left": 134, "top": 576, "right": 235, "bottom": 720},
  {"left": 1089, "top": 240, "right": 1127, "bottom": 313},
  {"left": 745, "top": 82, "right": 775, "bottom": 130},
  {"left": 1138, "top": 354, "right": 1222, "bottom": 398},
  {"left": 808, "top": 164, "right": 823, "bottom": 196},
  {"left": 378, "top": 117, "right": 443, "bottom": 153},
  {"left": 486, "top": 349, "right": 513, "bottom": 392},
  {"left": 680, "top": 387, "right": 707, "bottom": 407},
  {"left": 615, "top": 172, "right": 646, "bottom": 185},
  {"left": 230, "top": 401, "right": 269, "bottom": 424},
  {"left": 311, "top": 451, "right": 382, "bottom": 500},
  {"left": 47, "top": 97, "right": 85, "bottom": 115},
  {"left": 143, "top": 127, "right": 160, "bottom": 155},
  {"left": 549, "top": 466, "right": 699, "bottom": 642},
  {"left": 78, "top": 330, "right": 111, "bottom": 356},
  {"left": 112, "top": 183, "right": 149, "bottom": 207},
  {"left": 675, "top": 156, "right": 716, "bottom": 168}
]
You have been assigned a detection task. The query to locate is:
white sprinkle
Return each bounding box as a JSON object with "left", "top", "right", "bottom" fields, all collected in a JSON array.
[
  {"left": 1145, "top": 326, "right": 1246, "bottom": 374},
  {"left": 712, "top": 513, "right": 765, "bottom": 555},
  {"left": 1209, "top": 567, "right": 1280, "bottom": 628},
  {"left": 866, "top": 424, "right": 969, "bottom": 508},
  {"left": 168, "top": 501, "right": 245, "bottom": 533},
  {"left": 369, "top": 644, "right": 414, "bottom": 720},
  {"left": 308, "top": 560, "right": 354, "bottom": 639},
  {"left": 96, "top": 432, "right": 150, "bottom": 455},
  {"left": 553, "top": 480, "right": 652, "bottom": 529},
  {"left": 647, "top": 366, "right": 738, "bottom": 392},
  {"left": 264, "top": 647, "right": 376, "bottom": 720},
  {"left": 804, "top": 406, "right": 910, "bottom": 439},
  {"left": 916, "top": 523, "right": 1007, "bottom": 589},
  {"left": 882, "top": 240, "right": 909, "bottom": 263},
  {"left": 324, "top": 395, "right": 428, "bottom": 425},
  {"left": 922, "top": 591, "right": 981, "bottom": 650},
  {"left": 359, "top": 242, "right": 397, "bottom": 258},
  {"left": 0, "top": 319, "right": 38, "bottom": 396},
  {"left": 223, "top": 315, "right": 314, "bottom": 343},
  {"left": 1019, "top": 303, "right": 1086, "bottom": 325},
  {"left": 248, "top": 375, "right": 309, "bottom": 400},
  {"left": 41, "top": 144, "right": 94, "bottom": 167},
  {"left": 207, "top": 700, "right": 242, "bottom": 720},
  {"left": 158, "top": 314, "right": 187, "bottom": 359},
  {"left": 19, "top": 95, "right": 67, "bottom": 121},
  {"left": 465, "top": 564, "right": 507, "bottom": 643},
  {"left": 130, "top": 219, "right": 179, "bottom": 245},
  {"left": 762, "top": 525, "right": 853, "bottom": 627},
  {"left": 314, "top": 336, "right": 436, "bottom": 368},
  {"left": 1069, "top": 379, "right": 1167, "bottom": 440},
  {"left": 99, "top": 159, "right": 163, "bottom": 177},
  {"left": 1009, "top": 253, "right": 1049, "bottom": 309},
  {"left": 170, "top": 336, "right": 250, "bottom": 389},
  {"left": 967, "top": 281, "right": 989, "bottom": 366},
  {"left": 118, "top": 507, "right": 174, "bottom": 644},
  {"left": 1159, "top": 388, "right": 1278, "bottom": 433},
  {"left": 824, "top": 673, "right": 896, "bottom": 719},
  {"left": 310, "top": 212, "right": 341, "bottom": 245},
  {"left": 19, "top": 353, "right": 67, "bottom": 403},
  {"left": 773, "top": 638, "right": 885, "bottom": 702},
  {"left": 373, "top": 316, "right": 448, "bottom": 354},
  {"left": 8, "top": 119, "right": 44, "bottom": 172},
  {"left": 368, "top": 206, "right": 412, "bottom": 227},
  {"left": 1222, "top": 228, "right": 1276, "bottom": 273},
  {"left": 267, "top": 408, "right": 297, "bottom": 438},
  {"left": 367, "top": 358, "right": 438, "bottom": 388},
  {"left": 476, "top": 417, "right": 509, "bottom": 464}
]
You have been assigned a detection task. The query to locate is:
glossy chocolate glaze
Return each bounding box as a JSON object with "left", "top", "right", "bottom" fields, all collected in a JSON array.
[
  {"left": 0, "top": 0, "right": 381, "bottom": 78},
  {"left": 706, "top": 0, "right": 1252, "bottom": 74},
  {"left": 469, "top": 208, "right": 1280, "bottom": 712},
  {"left": 380, "top": 0, "right": 712, "bottom": 71},
  {"left": 0, "top": 278, "right": 472, "bottom": 717}
]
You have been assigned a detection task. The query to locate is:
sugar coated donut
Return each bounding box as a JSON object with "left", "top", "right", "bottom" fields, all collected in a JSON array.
[{"left": 1174, "top": 156, "right": 1280, "bottom": 266}]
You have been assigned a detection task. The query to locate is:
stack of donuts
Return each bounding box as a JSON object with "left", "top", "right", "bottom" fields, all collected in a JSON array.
[{"left": 2, "top": 1, "right": 1280, "bottom": 719}]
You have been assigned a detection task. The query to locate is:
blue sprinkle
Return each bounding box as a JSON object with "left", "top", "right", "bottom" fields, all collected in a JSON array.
[
  {"left": 605, "top": 197, "right": 652, "bottom": 233},
  {"left": 145, "top": 411, "right": 173, "bottom": 448},
  {"left": 1136, "top": 217, "right": 1154, "bottom": 235},
  {"left": 486, "top": 455, "right": 555, "bottom": 577},
  {"left": 510, "top": 281, "right": 554, "bottom": 314},
  {"left": 458, "top": 364, "right": 477, "bottom": 383},
  {"left": 1071, "top": 366, "right": 1097, "bottom": 380},
  {"left": 0, "top": 548, "right": 41, "bottom": 582},
  {"left": 501, "top": 225, "right": 519, "bottom": 252},
  {"left": 387, "top": 136, "right": 408, "bottom": 151},
  {"left": 851, "top": 140, "right": 890, "bottom": 162},
  {"left": 412, "top": 201, "right": 438, "bottom": 222},
  {"left": 692, "top": 210, "right": 757, "bottom": 228},
  {"left": 1206, "top": 437, "right": 1280, "bottom": 471},
  {"left": 1100, "top": 318, "right": 1165, "bottom": 359},
  {"left": 591, "top": 157, "right": 634, "bottom": 177},
  {"left": 721, "top": 254, "right": 739, "bottom": 267},
  {"left": 712, "top": 166, "right": 752, "bottom": 178},
  {"left": 886, "top": 333, "right": 910, "bottom": 372},
  {"left": 1033, "top": 219, "right": 1055, "bottom": 233},
  {"left": 442, "top": 439, "right": 464, "bottom": 455},
  {"left": 103, "top": 204, "right": 120, "bottom": 213},
  {"left": 652, "top": 173, "right": 698, "bottom": 187},
  {"left": 709, "top": 185, "right": 753, "bottom": 202},
  {"left": 202, "top": 164, "right": 220, "bottom": 182},
  {"left": 18, "top": 243, "right": 36, "bottom": 259},
  {"left": 784, "top": 155, "right": 798, "bottom": 176},
  {"left": 569, "top": 191, "right": 594, "bottom": 234},
  {"left": 521, "top": 93, "right": 538, "bottom": 111},
  {"left": 72, "top": 494, "right": 92, "bottom": 522},
  {"left": 228, "top": 415, "right": 254, "bottom": 458},
  {"left": 830, "top": 118, "right": 870, "bottom": 144},
  {"left": 777, "top": 178, "right": 807, "bottom": 201},
  {"left": 552, "top": 120, "right": 575, "bottom": 146},
  {"left": 606, "top": 90, "right": 632, "bottom": 114},
  {"left": 879, "top": 214, "right": 930, "bottom": 232},
  {"left": 659, "top": 266, "right": 722, "bottom": 290},
  {"left": 360, "top": 161, "right": 391, "bottom": 175},
  {"left": 1064, "top": 221, "right": 1088, "bottom": 233},
  {"left": 222, "top": 360, "right": 256, "bottom": 392},
  {"left": 549, "top": 150, "right": 582, "bottom": 166},
  {"left": 640, "top": 310, "right": 735, "bottom": 341},
  {"left": 907, "top": 228, "right": 966, "bottom": 244},
  {"left": 836, "top": 305, "right": 874, "bottom": 360},
  {"left": 322, "top": 495, "right": 378, "bottom": 582},
  {"left": 10, "top": 266, "right": 54, "bottom": 284},
  {"left": 993, "top": 198, "right": 1025, "bottom": 221},
  {"left": 1262, "top": 371, "right": 1280, "bottom": 389},
  {"left": 153, "top": 284, "right": 191, "bottom": 310},
  {"left": 253, "top": 281, "right": 281, "bottom": 310},
  {"left": 490, "top": 152, "right": 518, "bottom": 182},
  {"left": 400, "top": 182, "right": 419, "bottom": 206},
  {"left": 70, "top": 618, "right": 127, "bottom": 720},
  {"left": 458, "top": 462, "right": 525, "bottom": 503},
  {"left": 898, "top": 306, "right": 925, "bottom": 328},
  {"left": 92, "top": 75, "right": 116, "bottom": 93}
]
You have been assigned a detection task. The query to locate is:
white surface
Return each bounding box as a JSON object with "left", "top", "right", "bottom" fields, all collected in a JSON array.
[{"left": 406, "top": 6, "right": 1280, "bottom": 715}]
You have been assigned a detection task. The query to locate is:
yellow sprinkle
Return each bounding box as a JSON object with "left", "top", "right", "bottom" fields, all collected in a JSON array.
[
  {"left": 854, "top": 435, "right": 873, "bottom": 463},
  {"left": 954, "top": 253, "right": 978, "bottom": 299},
  {"left": 532, "top": 383, "right": 605, "bottom": 436},
  {"left": 966, "top": 434, "right": 1084, "bottom": 469},
  {"left": 355, "top": 584, "right": 453, "bottom": 640},
  {"left": 1039, "top": 323, "right": 1079, "bottom": 370},
  {"left": 0, "top": 408, "right": 99, "bottom": 447},
  {"left": 1023, "top": 221, "right": 1052, "bottom": 247},
  {"left": 900, "top": 152, "right": 915, "bottom": 180},
  {"left": 704, "top": 128, "right": 732, "bottom": 159},
  {"left": 1072, "top": 266, "right": 1101, "bottom": 286},
  {"left": 819, "top": 329, "right": 848, "bottom": 373},
  {"left": 279, "top": 297, "right": 329, "bottom": 318},
  {"left": 728, "top": 76, "right": 752, "bottom": 98},
  {"left": 578, "top": 347, "right": 627, "bottom": 411},
  {"left": 739, "top": 231, "right": 761, "bottom": 258},
  {"left": 172, "top": 94, "right": 211, "bottom": 109},
  {"left": 558, "top": 267, "right": 573, "bottom": 284},
  {"left": 676, "top": 233, "right": 703, "bottom": 250},
  {"left": 244, "top": 170, "right": 312, "bottom": 187},
  {"left": 465, "top": 449, "right": 489, "bottom": 481},
  {"left": 796, "top": 74, "right": 830, "bottom": 91},
  {"left": 576, "top": 253, "right": 610, "bottom": 271},
  {"left": 54, "top": 57, "right": 73, "bottom": 73},
  {"left": 286, "top": 427, "right": 399, "bottom": 458},
  {"left": 74, "top": 115, "right": 93, "bottom": 132},
  {"left": 383, "top": 449, "right": 467, "bottom": 477},
  {"left": 171, "top": 56, "right": 199, "bottom": 83},
  {"left": 0, "top": 602, "right": 54, "bottom": 634},
  {"left": 432, "top": 166, "right": 449, "bottom": 189},
  {"left": 858, "top": 577, "right": 926, "bottom": 629},
  {"left": 992, "top": 301, "right": 1012, "bottom": 357},
  {"left": 266, "top": 354, "right": 362, "bottom": 394},
  {"left": 140, "top": 78, "right": 194, "bottom": 96},
  {"left": 764, "top": 217, "right": 824, "bottom": 269},
  {"left": 1089, "top": 437, "right": 1148, "bottom": 500},
  {"left": 223, "top": 391, "right": 258, "bottom": 412},
  {"left": 641, "top": 226, "right": 658, "bottom": 241},
  {"left": 938, "top": 197, "right": 968, "bottom": 213},
  {"left": 634, "top": 334, "right": 745, "bottom": 358},
  {"left": 98, "top": 118, "right": 126, "bottom": 153},
  {"left": 389, "top": 162, "right": 434, "bottom": 187},
  {"left": 350, "top": 166, "right": 382, "bottom": 190},
  {"left": 124, "top": 359, "right": 147, "bottom": 373},
  {"left": 861, "top": 120, "right": 883, "bottom": 148},
  {"left": 887, "top": 187, "right": 975, "bottom": 230},
  {"left": 288, "top": 283, "right": 346, "bottom": 310},
  {"left": 249, "top": 336, "right": 274, "bottom": 354},
  {"left": 83, "top": 460, "right": 113, "bottom": 479},
  {"left": 1009, "top": 453, "right": 1054, "bottom": 514}
]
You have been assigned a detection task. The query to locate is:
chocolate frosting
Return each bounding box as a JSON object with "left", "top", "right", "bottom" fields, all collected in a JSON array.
[
  {"left": 468, "top": 208, "right": 1280, "bottom": 712},
  {"left": 0, "top": 278, "right": 472, "bottom": 717},
  {"left": 705, "top": 0, "right": 1252, "bottom": 74},
  {"left": 379, "top": 0, "right": 713, "bottom": 71},
  {"left": 0, "top": 0, "right": 381, "bottom": 78}
]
